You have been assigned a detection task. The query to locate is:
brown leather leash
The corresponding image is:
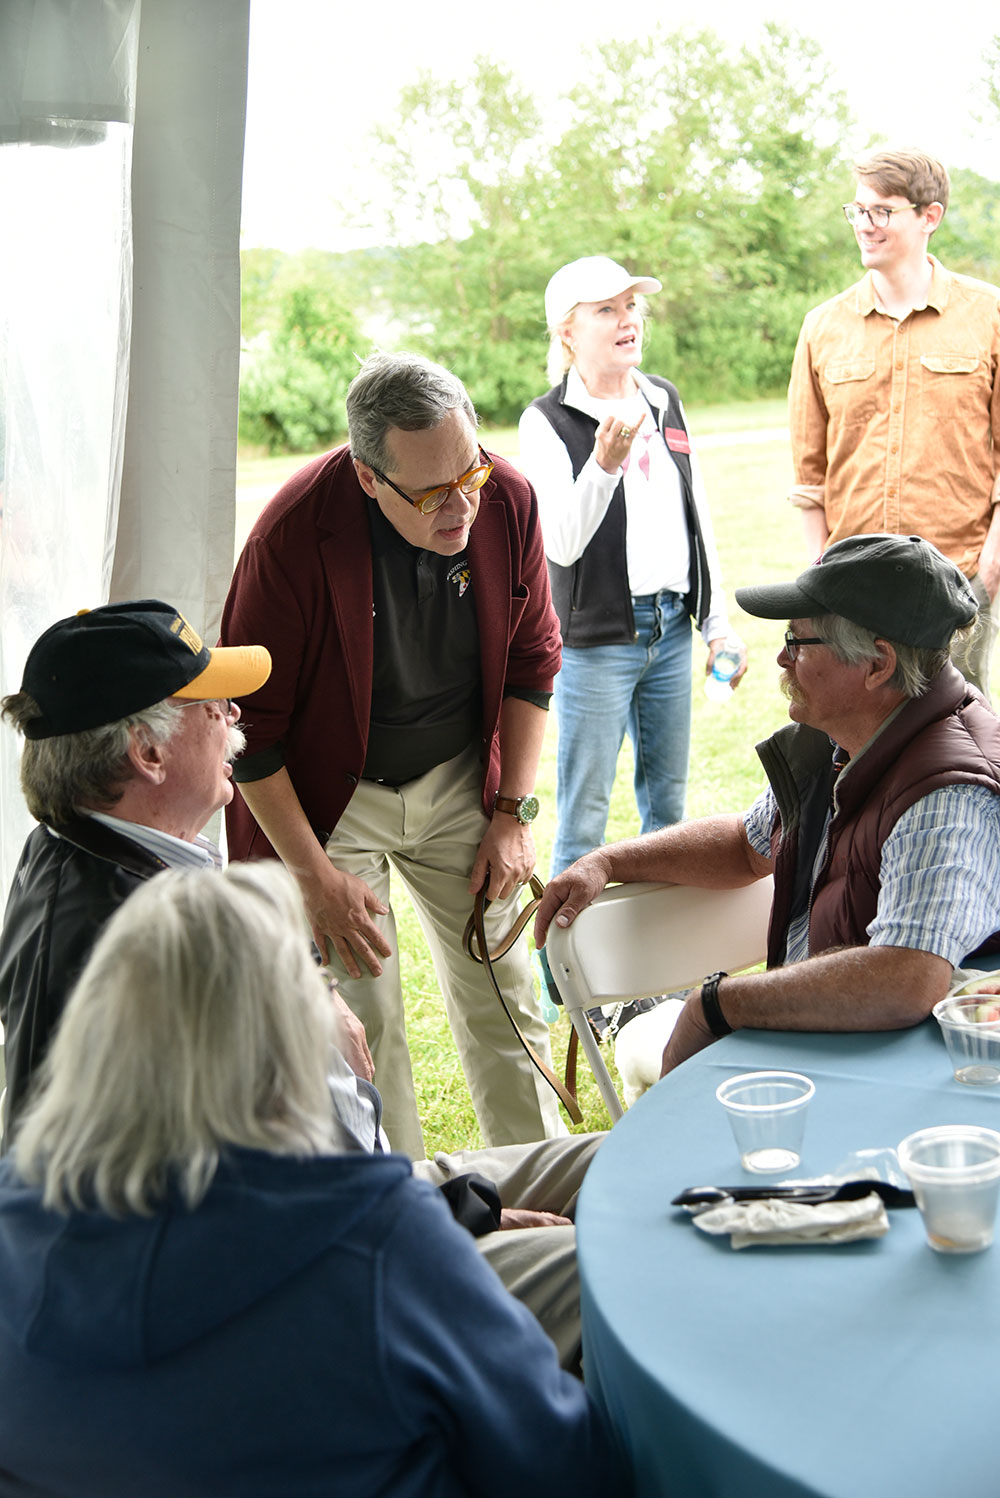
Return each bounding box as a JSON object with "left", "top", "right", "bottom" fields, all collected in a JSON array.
[{"left": 462, "top": 874, "right": 583, "bottom": 1125}]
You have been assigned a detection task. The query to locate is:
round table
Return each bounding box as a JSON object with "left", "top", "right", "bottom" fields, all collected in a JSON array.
[{"left": 577, "top": 1022, "right": 1000, "bottom": 1498}]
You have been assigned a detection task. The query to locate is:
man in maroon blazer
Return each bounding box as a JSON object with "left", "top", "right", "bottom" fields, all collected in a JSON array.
[{"left": 222, "top": 352, "right": 565, "bottom": 1158}]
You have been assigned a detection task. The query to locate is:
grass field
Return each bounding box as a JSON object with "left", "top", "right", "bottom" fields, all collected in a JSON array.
[{"left": 234, "top": 402, "right": 996, "bottom": 1152}]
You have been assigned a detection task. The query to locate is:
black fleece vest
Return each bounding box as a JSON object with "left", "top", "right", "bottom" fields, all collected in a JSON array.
[{"left": 530, "top": 373, "right": 712, "bottom": 647}]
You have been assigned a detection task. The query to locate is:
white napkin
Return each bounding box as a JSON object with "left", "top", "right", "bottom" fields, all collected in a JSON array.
[{"left": 692, "top": 1192, "right": 889, "bottom": 1249}]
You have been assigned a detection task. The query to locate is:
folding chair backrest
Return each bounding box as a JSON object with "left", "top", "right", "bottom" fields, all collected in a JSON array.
[{"left": 546, "top": 877, "right": 774, "bottom": 1121}]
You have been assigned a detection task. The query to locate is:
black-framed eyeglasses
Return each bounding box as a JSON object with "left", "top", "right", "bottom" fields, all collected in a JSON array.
[
  {"left": 784, "top": 631, "right": 828, "bottom": 662},
  {"left": 842, "top": 202, "right": 919, "bottom": 229},
  {"left": 369, "top": 446, "right": 494, "bottom": 515}
]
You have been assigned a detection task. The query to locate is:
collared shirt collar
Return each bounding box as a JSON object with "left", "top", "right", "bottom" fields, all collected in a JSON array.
[
  {"left": 84, "top": 810, "right": 221, "bottom": 869},
  {"left": 855, "top": 253, "right": 949, "bottom": 318},
  {"left": 561, "top": 363, "right": 666, "bottom": 417}
]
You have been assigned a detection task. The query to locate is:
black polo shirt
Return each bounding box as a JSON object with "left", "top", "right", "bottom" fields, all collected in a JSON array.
[{"left": 363, "top": 500, "right": 483, "bottom": 784}]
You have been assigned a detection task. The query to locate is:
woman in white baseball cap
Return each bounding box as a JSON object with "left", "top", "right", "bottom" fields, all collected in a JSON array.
[{"left": 519, "top": 255, "right": 746, "bottom": 895}]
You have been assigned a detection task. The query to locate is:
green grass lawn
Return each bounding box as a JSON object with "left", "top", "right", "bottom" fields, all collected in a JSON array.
[{"left": 235, "top": 404, "right": 993, "bottom": 1152}]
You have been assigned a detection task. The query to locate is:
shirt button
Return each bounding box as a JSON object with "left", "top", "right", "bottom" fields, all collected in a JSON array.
[{"left": 895, "top": 361, "right": 903, "bottom": 370}]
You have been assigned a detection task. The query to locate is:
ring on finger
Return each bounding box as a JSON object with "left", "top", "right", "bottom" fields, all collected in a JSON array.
[{"left": 620, "top": 425, "right": 632, "bottom": 439}]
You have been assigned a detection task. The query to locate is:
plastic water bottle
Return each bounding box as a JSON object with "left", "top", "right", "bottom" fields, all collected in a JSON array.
[
  {"left": 705, "top": 640, "right": 741, "bottom": 702},
  {"left": 533, "top": 950, "right": 561, "bottom": 1023}
]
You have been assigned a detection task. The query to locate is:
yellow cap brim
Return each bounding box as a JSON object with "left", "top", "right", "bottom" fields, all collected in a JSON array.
[{"left": 173, "top": 643, "right": 272, "bottom": 701}]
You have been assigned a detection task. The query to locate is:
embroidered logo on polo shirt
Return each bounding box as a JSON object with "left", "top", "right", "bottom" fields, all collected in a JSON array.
[{"left": 447, "top": 561, "right": 471, "bottom": 597}]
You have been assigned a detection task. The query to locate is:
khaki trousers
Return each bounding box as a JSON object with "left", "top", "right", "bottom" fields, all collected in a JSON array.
[
  {"left": 414, "top": 1133, "right": 602, "bottom": 1373},
  {"left": 326, "top": 747, "right": 566, "bottom": 1159}
]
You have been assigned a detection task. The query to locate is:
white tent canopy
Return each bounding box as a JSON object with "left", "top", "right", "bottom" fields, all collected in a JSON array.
[{"left": 0, "top": 0, "right": 251, "bottom": 897}]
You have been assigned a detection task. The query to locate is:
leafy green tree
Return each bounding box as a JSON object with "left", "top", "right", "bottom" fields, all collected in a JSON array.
[
  {"left": 932, "top": 167, "right": 1000, "bottom": 285},
  {"left": 239, "top": 258, "right": 365, "bottom": 452},
  {"left": 538, "top": 26, "right": 857, "bottom": 400},
  {"left": 240, "top": 26, "right": 1000, "bottom": 445},
  {"left": 364, "top": 58, "right": 571, "bottom": 421},
  {"left": 365, "top": 27, "right": 859, "bottom": 413}
]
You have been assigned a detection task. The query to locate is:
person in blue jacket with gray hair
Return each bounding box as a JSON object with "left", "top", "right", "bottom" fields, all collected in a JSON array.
[{"left": 0, "top": 860, "right": 626, "bottom": 1498}]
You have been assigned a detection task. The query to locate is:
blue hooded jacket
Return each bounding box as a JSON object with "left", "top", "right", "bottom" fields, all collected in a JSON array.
[{"left": 0, "top": 1147, "right": 622, "bottom": 1497}]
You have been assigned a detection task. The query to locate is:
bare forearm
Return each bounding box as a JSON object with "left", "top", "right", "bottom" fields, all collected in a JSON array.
[
  {"left": 660, "top": 943, "right": 953, "bottom": 1075},
  {"left": 800, "top": 504, "right": 830, "bottom": 561},
  {"left": 236, "top": 768, "right": 390, "bottom": 976},
  {"left": 472, "top": 696, "right": 549, "bottom": 899},
  {"left": 720, "top": 945, "right": 951, "bottom": 1032},
  {"left": 497, "top": 695, "right": 548, "bottom": 794},
  {"left": 975, "top": 493, "right": 1000, "bottom": 599},
  {"left": 234, "top": 768, "right": 330, "bottom": 881},
  {"left": 598, "top": 814, "right": 769, "bottom": 890}
]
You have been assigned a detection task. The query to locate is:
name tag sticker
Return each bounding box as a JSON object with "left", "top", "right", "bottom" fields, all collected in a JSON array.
[{"left": 663, "top": 427, "right": 691, "bottom": 454}]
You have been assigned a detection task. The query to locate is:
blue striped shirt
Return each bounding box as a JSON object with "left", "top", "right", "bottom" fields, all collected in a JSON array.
[{"left": 743, "top": 781, "right": 1000, "bottom": 968}]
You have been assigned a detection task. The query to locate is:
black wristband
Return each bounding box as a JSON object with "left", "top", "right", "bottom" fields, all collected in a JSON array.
[{"left": 700, "top": 970, "right": 732, "bottom": 1038}]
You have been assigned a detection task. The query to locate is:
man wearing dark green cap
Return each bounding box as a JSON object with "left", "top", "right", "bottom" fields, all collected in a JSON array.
[{"left": 535, "top": 534, "right": 1000, "bottom": 1075}]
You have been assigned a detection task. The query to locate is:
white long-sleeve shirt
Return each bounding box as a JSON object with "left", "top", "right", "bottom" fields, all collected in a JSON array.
[{"left": 517, "top": 366, "right": 730, "bottom": 644}]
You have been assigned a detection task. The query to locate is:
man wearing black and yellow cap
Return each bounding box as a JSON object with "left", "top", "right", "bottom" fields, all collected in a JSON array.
[
  {"left": 536, "top": 535, "right": 1000, "bottom": 1076},
  {"left": 0, "top": 602, "right": 601, "bottom": 1375},
  {"left": 0, "top": 601, "right": 272, "bottom": 1137}
]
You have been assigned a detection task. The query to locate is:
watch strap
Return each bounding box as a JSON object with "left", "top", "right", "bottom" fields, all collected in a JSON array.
[
  {"left": 700, "top": 970, "right": 732, "bottom": 1038},
  {"left": 493, "top": 793, "right": 537, "bottom": 823},
  {"left": 493, "top": 795, "right": 524, "bottom": 817}
]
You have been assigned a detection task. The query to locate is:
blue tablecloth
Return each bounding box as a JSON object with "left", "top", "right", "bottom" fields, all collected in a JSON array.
[{"left": 577, "top": 1022, "right": 1000, "bottom": 1498}]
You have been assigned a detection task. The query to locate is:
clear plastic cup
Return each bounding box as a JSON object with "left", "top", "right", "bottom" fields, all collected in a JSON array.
[
  {"left": 932, "top": 994, "right": 1000, "bottom": 1085},
  {"left": 898, "top": 1125, "right": 1000, "bottom": 1254},
  {"left": 716, "top": 1070, "right": 815, "bottom": 1173}
]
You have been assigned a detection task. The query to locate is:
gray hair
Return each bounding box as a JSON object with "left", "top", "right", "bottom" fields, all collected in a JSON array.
[
  {"left": 14, "top": 862, "right": 340, "bottom": 1216},
  {"left": 1, "top": 693, "right": 185, "bottom": 825},
  {"left": 813, "top": 613, "right": 955, "bottom": 698},
  {"left": 545, "top": 294, "right": 650, "bottom": 386},
  {"left": 346, "top": 351, "right": 477, "bottom": 474}
]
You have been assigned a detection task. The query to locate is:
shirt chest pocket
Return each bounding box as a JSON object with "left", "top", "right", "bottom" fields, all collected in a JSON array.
[
  {"left": 920, "top": 354, "right": 979, "bottom": 375},
  {"left": 822, "top": 357, "right": 876, "bottom": 426},
  {"left": 919, "top": 352, "right": 986, "bottom": 422}
]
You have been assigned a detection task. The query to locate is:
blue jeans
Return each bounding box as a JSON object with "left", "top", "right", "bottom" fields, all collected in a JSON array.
[{"left": 550, "top": 591, "right": 692, "bottom": 877}]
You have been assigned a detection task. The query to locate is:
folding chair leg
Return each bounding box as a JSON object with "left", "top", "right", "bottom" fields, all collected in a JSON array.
[{"left": 569, "top": 1010, "right": 624, "bottom": 1123}]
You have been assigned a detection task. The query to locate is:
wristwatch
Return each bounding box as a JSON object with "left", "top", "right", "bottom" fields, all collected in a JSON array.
[
  {"left": 700, "top": 970, "right": 733, "bottom": 1038},
  {"left": 493, "top": 793, "right": 539, "bottom": 825}
]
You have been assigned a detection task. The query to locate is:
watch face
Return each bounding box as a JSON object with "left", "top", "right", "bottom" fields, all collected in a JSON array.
[{"left": 517, "top": 794, "right": 539, "bottom": 824}]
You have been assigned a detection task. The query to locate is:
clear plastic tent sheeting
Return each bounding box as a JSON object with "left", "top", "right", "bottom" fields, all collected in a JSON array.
[
  {"left": 0, "top": 0, "right": 140, "bottom": 899},
  {"left": 0, "top": 1, "right": 249, "bottom": 900}
]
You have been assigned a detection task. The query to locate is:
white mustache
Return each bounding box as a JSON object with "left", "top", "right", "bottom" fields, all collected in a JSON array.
[
  {"left": 780, "top": 672, "right": 804, "bottom": 705},
  {"left": 225, "top": 723, "right": 247, "bottom": 762}
]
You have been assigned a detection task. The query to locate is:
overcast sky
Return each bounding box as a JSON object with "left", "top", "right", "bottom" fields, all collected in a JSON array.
[{"left": 240, "top": 0, "right": 1000, "bottom": 251}]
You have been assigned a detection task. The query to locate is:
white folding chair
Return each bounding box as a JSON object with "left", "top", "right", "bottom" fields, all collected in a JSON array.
[{"left": 545, "top": 877, "right": 775, "bottom": 1121}]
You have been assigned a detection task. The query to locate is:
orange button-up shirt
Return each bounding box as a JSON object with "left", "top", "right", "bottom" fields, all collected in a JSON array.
[{"left": 788, "top": 256, "right": 1000, "bottom": 577}]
